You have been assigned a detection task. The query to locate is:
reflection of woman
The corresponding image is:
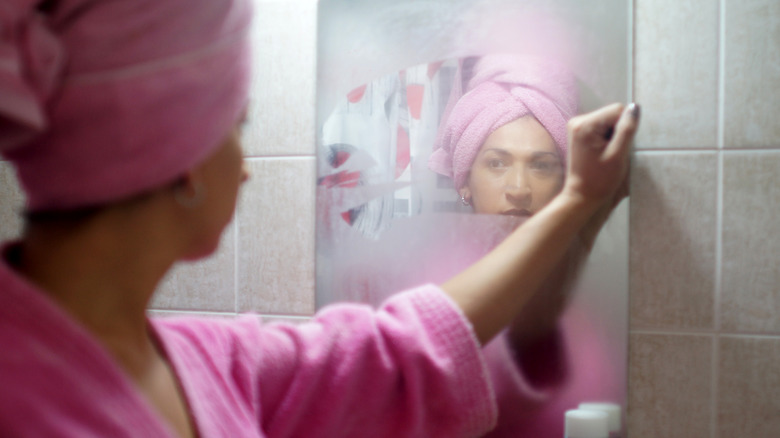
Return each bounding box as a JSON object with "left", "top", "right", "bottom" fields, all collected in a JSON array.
[
  {"left": 429, "top": 54, "right": 575, "bottom": 219},
  {"left": 0, "top": 3, "right": 638, "bottom": 437},
  {"left": 430, "top": 54, "right": 625, "bottom": 437}
]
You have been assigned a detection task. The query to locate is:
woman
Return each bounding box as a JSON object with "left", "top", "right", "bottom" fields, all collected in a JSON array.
[
  {"left": 429, "top": 54, "right": 629, "bottom": 437},
  {"left": 0, "top": 2, "right": 638, "bottom": 437}
]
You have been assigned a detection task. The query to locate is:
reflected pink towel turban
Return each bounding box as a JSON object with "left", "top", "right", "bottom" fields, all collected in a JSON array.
[
  {"left": 428, "top": 54, "right": 578, "bottom": 190},
  {"left": 0, "top": 0, "right": 252, "bottom": 211}
]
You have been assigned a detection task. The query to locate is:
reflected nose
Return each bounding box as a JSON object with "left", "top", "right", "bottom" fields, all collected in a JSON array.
[{"left": 505, "top": 167, "right": 531, "bottom": 206}]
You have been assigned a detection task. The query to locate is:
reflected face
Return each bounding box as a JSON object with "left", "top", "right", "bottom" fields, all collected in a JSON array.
[{"left": 460, "top": 116, "right": 564, "bottom": 216}]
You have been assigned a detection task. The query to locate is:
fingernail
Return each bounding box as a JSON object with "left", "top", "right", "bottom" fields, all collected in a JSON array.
[{"left": 627, "top": 102, "right": 641, "bottom": 120}]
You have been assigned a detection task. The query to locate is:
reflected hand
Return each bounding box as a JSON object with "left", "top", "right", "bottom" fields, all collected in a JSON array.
[{"left": 563, "top": 103, "right": 639, "bottom": 209}]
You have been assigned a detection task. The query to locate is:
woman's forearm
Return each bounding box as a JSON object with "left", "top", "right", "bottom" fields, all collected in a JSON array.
[{"left": 443, "top": 192, "right": 601, "bottom": 345}]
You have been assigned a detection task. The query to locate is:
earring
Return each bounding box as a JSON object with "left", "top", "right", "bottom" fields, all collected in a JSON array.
[
  {"left": 174, "top": 180, "right": 206, "bottom": 208},
  {"left": 460, "top": 194, "right": 470, "bottom": 206}
]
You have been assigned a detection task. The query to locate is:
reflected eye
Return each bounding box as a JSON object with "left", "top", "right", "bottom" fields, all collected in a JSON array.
[
  {"left": 530, "top": 159, "right": 561, "bottom": 173},
  {"left": 487, "top": 158, "right": 506, "bottom": 169}
]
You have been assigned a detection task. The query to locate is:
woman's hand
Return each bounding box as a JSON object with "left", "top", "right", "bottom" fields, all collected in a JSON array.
[{"left": 562, "top": 103, "right": 639, "bottom": 209}]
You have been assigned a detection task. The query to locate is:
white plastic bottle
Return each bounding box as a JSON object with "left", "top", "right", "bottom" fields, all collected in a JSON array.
[
  {"left": 578, "top": 402, "right": 622, "bottom": 438},
  {"left": 565, "top": 409, "right": 609, "bottom": 438}
]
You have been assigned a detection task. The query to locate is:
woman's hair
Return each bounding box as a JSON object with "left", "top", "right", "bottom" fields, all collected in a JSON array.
[
  {"left": 23, "top": 206, "right": 103, "bottom": 226},
  {"left": 0, "top": 0, "right": 252, "bottom": 213},
  {"left": 428, "top": 54, "right": 578, "bottom": 190}
]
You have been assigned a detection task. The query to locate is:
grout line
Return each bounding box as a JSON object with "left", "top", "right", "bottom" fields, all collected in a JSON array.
[
  {"left": 635, "top": 149, "right": 720, "bottom": 156},
  {"left": 721, "top": 148, "right": 780, "bottom": 155},
  {"left": 147, "top": 309, "right": 239, "bottom": 317},
  {"left": 635, "top": 147, "right": 720, "bottom": 154},
  {"left": 713, "top": 3, "right": 726, "bottom": 434},
  {"left": 711, "top": 334, "right": 719, "bottom": 438},
  {"left": 630, "top": 328, "right": 719, "bottom": 337},
  {"left": 259, "top": 314, "right": 313, "bottom": 321},
  {"left": 631, "top": 328, "right": 780, "bottom": 339},
  {"left": 712, "top": 154, "right": 724, "bottom": 438},
  {"left": 713, "top": 135, "right": 725, "bottom": 434},
  {"left": 716, "top": 332, "right": 780, "bottom": 340}
]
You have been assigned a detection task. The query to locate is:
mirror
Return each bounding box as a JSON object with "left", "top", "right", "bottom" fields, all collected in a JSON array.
[{"left": 316, "top": 1, "right": 629, "bottom": 436}]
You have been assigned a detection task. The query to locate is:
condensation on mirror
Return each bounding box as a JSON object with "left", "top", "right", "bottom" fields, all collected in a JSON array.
[{"left": 316, "top": 1, "right": 630, "bottom": 437}]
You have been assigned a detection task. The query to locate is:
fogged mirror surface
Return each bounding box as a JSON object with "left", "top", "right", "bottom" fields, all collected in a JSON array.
[{"left": 316, "top": 1, "right": 629, "bottom": 436}]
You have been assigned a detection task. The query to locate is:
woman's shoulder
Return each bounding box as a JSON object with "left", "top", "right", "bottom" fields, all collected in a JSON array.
[{"left": 150, "top": 314, "right": 266, "bottom": 360}]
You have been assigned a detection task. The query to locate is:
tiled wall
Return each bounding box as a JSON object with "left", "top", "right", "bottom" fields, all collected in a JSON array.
[
  {"left": 152, "top": 0, "right": 319, "bottom": 322},
  {"left": 1, "top": 0, "right": 778, "bottom": 436},
  {"left": 630, "top": 0, "right": 780, "bottom": 437}
]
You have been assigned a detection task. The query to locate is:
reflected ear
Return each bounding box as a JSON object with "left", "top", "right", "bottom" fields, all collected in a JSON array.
[{"left": 459, "top": 187, "right": 471, "bottom": 206}]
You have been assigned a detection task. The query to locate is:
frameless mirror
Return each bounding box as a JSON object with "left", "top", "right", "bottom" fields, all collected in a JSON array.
[{"left": 316, "top": 1, "right": 630, "bottom": 436}]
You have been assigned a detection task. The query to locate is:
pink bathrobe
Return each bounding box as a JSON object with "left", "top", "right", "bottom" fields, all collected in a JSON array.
[{"left": 0, "top": 252, "right": 497, "bottom": 437}]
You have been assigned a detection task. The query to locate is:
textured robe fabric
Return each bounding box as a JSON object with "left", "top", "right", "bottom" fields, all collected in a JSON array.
[{"left": 0, "top": 257, "right": 497, "bottom": 437}]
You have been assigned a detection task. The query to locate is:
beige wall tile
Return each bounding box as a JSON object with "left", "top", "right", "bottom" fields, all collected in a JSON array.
[
  {"left": 721, "top": 152, "right": 780, "bottom": 333},
  {"left": 150, "top": 222, "right": 237, "bottom": 312},
  {"left": 237, "top": 158, "right": 316, "bottom": 315},
  {"left": 243, "top": 0, "right": 317, "bottom": 156},
  {"left": 629, "top": 153, "right": 717, "bottom": 330},
  {"left": 724, "top": 0, "right": 780, "bottom": 148},
  {"left": 634, "top": 0, "right": 719, "bottom": 149},
  {"left": 261, "top": 315, "right": 311, "bottom": 325},
  {"left": 0, "top": 162, "right": 25, "bottom": 242},
  {"left": 147, "top": 310, "right": 238, "bottom": 320},
  {"left": 718, "top": 336, "right": 780, "bottom": 436},
  {"left": 628, "top": 333, "right": 713, "bottom": 437}
]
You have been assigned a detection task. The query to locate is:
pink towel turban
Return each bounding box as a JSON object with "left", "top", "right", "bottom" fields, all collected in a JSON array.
[
  {"left": 0, "top": 0, "right": 252, "bottom": 211},
  {"left": 428, "top": 54, "right": 578, "bottom": 190}
]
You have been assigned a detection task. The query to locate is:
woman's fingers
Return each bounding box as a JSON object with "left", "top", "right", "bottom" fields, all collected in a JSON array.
[
  {"left": 604, "top": 103, "right": 640, "bottom": 163},
  {"left": 567, "top": 103, "right": 624, "bottom": 150},
  {"left": 565, "top": 102, "right": 640, "bottom": 204}
]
